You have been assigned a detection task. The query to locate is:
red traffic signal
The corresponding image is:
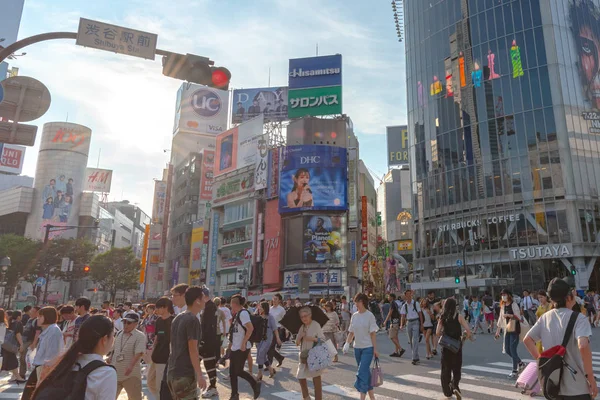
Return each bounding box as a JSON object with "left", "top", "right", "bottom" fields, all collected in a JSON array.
[
  {"left": 83, "top": 265, "right": 90, "bottom": 273},
  {"left": 211, "top": 67, "right": 231, "bottom": 89},
  {"left": 162, "top": 53, "right": 231, "bottom": 90}
]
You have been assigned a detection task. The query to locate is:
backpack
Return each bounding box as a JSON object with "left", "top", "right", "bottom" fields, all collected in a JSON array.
[
  {"left": 33, "top": 360, "right": 115, "bottom": 400},
  {"left": 402, "top": 300, "right": 419, "bottom": 315},
  {"left": 537, "top": 311, "right": 579, "bottom": 400},
  {"left": 230, "top": 309, "right": 267, "bottom": 344}
]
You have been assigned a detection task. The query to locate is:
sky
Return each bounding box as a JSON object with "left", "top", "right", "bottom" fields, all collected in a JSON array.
[{"left": 6, "top": 0, "right": 406, "bottom": 214}]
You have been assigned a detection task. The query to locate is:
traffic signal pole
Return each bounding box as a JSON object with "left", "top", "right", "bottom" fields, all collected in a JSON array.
[{"left": 462, "top": 243, "right": 470, "bottom": 295}]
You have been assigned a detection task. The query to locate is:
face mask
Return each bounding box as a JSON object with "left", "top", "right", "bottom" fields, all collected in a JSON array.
[{"left": 501, "top": 295, "right": 508, "bottom": 302}]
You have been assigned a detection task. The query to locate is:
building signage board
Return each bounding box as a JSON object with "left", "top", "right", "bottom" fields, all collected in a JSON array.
[
  {"left": 232, "top": 87, "right": 289, "bottom": 124},
  {"left": 397, "top": 240, "right": 413, "bottom": 251},
  {"left": 199, "top": 150, "right": 215, "bottom": 200},
  {"left": 190, "top": 222, "right": 203, "bottom": 272},
  {"left": 437, "top": 212, "right": 522, "bottom": 232},
  {"left": 288, "top": 55, "right": 342, "bottom": 89},
  {"left": 303, "top": 215, "right": 344, "bottom": 264},
  {"left": 287, "top": 86, "right": 342, "bottom": 118},
  {"left": 283, "top": 269, "right": 341, "bottom": 289},
  {"left": 76, "top": 18, "right": 157, "bottom": 60},
  {"left": 209, "top": 212, "right": 219, "bottom": 286},
  {"left": 278, "top": 145, "right": 347, "bottom": 213},
  {"left": 508, "top": 244, "right": 573, "bottom": 260},
  {"left": 347, "top": 148, "right": 358, "bottom": 228},
  {"left": 212, "top": 170, "right": 255, "bottom": 205},
  {"left": 173, "top": 83, "right": 229, "bottom": 135},
  {"left": 214, "top": 115, "right": 264, "bottom": 176},
  {"left": 0, "top": 143, "right": 25, "bottom": 174},
  {"left": 266, "top": 148, "right": 280, "bottom": 199},
  {"left": 361, "top": 196, "right": 368, "bottom": 273},
  {"left": 254, "top": 135, "right": 268, "bottom": 190},
  {"left": 152, "top": 180, "right": 167, "bottom": 224},
  {"left": 386, "top": 125, "right": 409, "bottom": 167},
  {"left": 83, "top": 168, "right": 113, "bottom": 192}
]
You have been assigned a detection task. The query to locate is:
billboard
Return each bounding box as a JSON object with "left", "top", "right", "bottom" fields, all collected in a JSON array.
[
  {"left": 152, "top": 180, "right": 167, "bottom": 224},
  {"left": 0, "top": 143, "right": 25, "bottom": 174},
  {"left": 209, "top": 212, "right": 219, "bottom": 286},
  {"left": 347, "top": 148, "right": 358, "bottom": 228},
  {"left": 173, "top": 83, "right": 229, "bottom": 135},
  {"left": 288, "top": 55, "right": 342, "bottom": 89},
  {"left": 212, "top": 170, "right": 255, "bottom": 205},
  {"left": 266, "top": 147, "right": 281, "bottom": 199},
  {"left": 263, "top": 200, "right": 281, "bottom": 285},
  {"left": 278, "top": 145, "right": 347, "bottom": 213},
  {"left": 361, "top": 196, "right": 368, "bottom": 273},
  {"left": 387, "top": 125, "right": 409, "bottom": 167},
  {"left": 83, "top": 168, "right": 113, "bottom": 192},
  {"left": 199, "top": 150, "right": 214, "bottom": 200},
  {"left": 255, "top": 135, "right": 268, "bottom": 190},
  {"left": 288, "top": 86, "right": 342, "bottom": 118},
  {"left": 303, "top": 215, "right": 344, "bottom": 264},
  {"left": 232, "top": 87, "right": 289, "bottom": 124},
  {"left": 190, "top": 222, "right": 203, "bottom": 274},
  {"left": 214, "top": 115, "right": 264, "bottom": 176}
]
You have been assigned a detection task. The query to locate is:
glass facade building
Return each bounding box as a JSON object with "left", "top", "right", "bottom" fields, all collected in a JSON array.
[{"left": 406, "top": 0, "right": 600, "bottom": 292}]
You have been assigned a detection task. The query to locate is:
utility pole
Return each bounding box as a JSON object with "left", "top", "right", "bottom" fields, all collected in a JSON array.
[
  {"left": 42, "top": 224, "right": 52, "bottom": 304},
  {"left": 462, "top": 242, "right": 471, "bottom": 296}
]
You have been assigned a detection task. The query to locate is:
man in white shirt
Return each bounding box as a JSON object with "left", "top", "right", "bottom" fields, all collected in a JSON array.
[
  {"left": 340, "top": 296, "right": 352, "bottom": 336},
  {"left": 113, "top": 309, "right": 124, "bottom": 332},
  {"left": 400, "top": 289, "right": 423, "bottom": 365},
  {"left": 268, "top": 294, "right": 286, "bottom": 367},
  {"left": 60, "top": 306, "right": 77, "bottom": 349},
  {"left": 521, "top": 290, "right": 536, "bottom": 325},
  {"left": 171, "top": 284, "right": 189, "bottom": 315}
]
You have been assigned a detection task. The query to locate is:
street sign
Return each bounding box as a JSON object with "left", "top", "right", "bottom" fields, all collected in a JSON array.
[
  {"left": 0, "top": 76, "right": 51, "bottom": 122},
  {"left": 76, "top": 18, "right": 158, "bottom": 60},
  {"left": 34, "top": 277, "right": 46, "bottom": 287},
  {"left": 456, "top": 259, "right": 463, "bottom": 267}
]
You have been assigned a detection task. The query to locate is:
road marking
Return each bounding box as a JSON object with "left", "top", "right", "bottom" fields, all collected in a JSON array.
[
  {"left": 323, "top": 384, "right": 398, "bottom": 399},
  {"left": 427, "top": 369, "right": 512, "bottom": 386},
  {"left": 399, "top": 374, "right": 536, "bottom": 399},
  {"left": 378, "top": 381, "right": 475, "bottom": 399},
  {"left": 463, "top": 365, "right": 513, "bottom": 375},
  {"left": 272, "top": 391, "right": 307, "bottom": 400}
]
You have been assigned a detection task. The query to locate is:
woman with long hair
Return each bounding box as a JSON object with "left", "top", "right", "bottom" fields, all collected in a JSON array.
[
  {"left": 420, "top": 298, "right": 435, "bottom": 359},
  {"left": 286, "top": 168, "right": 313, "bottom": 208},
  {"left": 296, "top": 306, "right": 325, "bottom": 400},
  {"left": 494, "top": 288, "right": 526, "bottom": 378},
  {"left": 1, "top": 310, "right": 25, "bottom": 382},
  {"left": 31, "top": 315, "right": 116, "bottom": 399},
  {"left": 436, "top": 297, "right": 472, "bottom": 399},
  {"left": 322, "top": 302, "right": 340, "bottom": 362},
  {"left": 256, "top": 301, "right": 278, "bottom": 381},
  {"left": 343, "top": 293, "right": 380, "bottom": 400}
]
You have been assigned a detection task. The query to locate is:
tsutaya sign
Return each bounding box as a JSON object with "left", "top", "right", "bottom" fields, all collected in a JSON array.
[
  {"left": 438, "top": 213, "right": 521, "bottom": 232},
  {"left": 509, "top": 244, "right": 572, "bottom": 260}
]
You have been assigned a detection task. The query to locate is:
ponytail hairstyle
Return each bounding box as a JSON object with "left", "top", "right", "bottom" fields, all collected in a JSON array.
[{"left": 32, "top": 315, "right": 114, "bottom": 399}]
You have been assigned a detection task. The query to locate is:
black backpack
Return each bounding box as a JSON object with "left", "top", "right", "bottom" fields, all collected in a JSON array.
[
  {"left": 33, "top": 360, "right": 114, "bottom": 400},
  {"left": 230, "top": 309, "right": 267, "bottom": 344},
  {"left": 537, "top": 311, "right": 579, "bottom": 400}
]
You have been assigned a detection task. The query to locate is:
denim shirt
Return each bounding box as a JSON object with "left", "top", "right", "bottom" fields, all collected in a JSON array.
[{"left": 33, "top": 324, "right": 64, "bottom": 366}]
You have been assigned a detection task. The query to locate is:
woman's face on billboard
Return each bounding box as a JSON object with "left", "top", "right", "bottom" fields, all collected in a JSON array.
[{"left": 295, "top": 171, "right": 310, "bottom": 186}]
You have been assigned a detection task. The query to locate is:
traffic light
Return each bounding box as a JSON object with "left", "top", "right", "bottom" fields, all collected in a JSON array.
[
  {"left": 162, "top": 53, "right": 231, "bottom": 90},
  {"left": 376, "top": 212, "right": 382, "bottom": 226},
  {"left": 83, "top": 265, "right": 90, "bottom": 274},
  {"left": 454, "top": 275, "right": 460, "bottom": 284},
  {"left": 571, "top": 268, "right": 577, "bottom": 276}
]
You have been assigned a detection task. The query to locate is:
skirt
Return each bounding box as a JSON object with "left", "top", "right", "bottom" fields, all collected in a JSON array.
[{"left": 1, "top": 348, "right": 19, "bottom": 371}]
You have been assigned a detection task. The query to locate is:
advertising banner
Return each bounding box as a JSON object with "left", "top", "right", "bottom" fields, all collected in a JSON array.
[
  {"left": 213, "top": 170, "right": 255, "bottom": 205},
  {"left": 347, "top": 148, "right": 358, "bottom": 228},
  {"left": 283, "top": 269, "right": 341, "bottom": 289},
  {"left": 255, "top": 135, "right": 268, "bottom": 190},
  {"left": 209, "top": 212, "right": 219, "bottom": 286},
  {"left": 303, "top": 215, "right": 344, "bottom": 264},
  {"left": 190, "top": 222, "right": 203, "bottom": 272},
  {"left": 83, "top": 168, "right": 113, "bottom": 192},
  {"left": 386, "top": 125, "right": 409, "bottom": 167},
  {"left": 0, "top": 143, "right": 25, "bottom": 174},
  {"left": 214, "top": 115, "right": 264, "bottom": 176},
  {"left": 152, "top": 180, "right": 167, "bottom": 224},
  {"left": 361, "top": 196, "right": 368, "bottom": 273},
  {"left": 232, "top": 87, "right": 289, "bottom": 124},
  {"left": 221, "top": 246, "right": 252, "bottom": 268},
  {"left": 263, "top": 200, "right": 281, "bottom": 285},
  {"left": 266, "top": 147, "right": 280, "bottom": 199},
  {"left": 173, "top": 83, "right": 229, "bottom": 135},
  {"left": 279, "top": 145, "right": 347, "bottom": 213},
  {"left": 397, "top": 240, "right": 413, "bottom": 251},
  {"left": 288, "top": 54, "right": 342, "bottom": 89},
  {"left": 201, "top": 230, "right": 209, "bottom": 271},
  {"left": 199, "top": 150, "right": 215, "bottom": 200},
  {"left": 288, "top": 85, "right": 342, "bottom": 118}
]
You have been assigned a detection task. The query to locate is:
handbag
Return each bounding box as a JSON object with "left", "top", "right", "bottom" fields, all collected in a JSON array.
[
  {"left": 370, "top": 357, "right": 383, "bottom": 387},
  {"left": 438, "top": 334, "right": 461, "bottom": 354},
  {"left": 323, "top": 339, "right": 337, "bottom": 357},
  {"left": 506, "top": 319, "right": 517, "bottom": 333},
  {"left": 1, "top": 330, "right": 19, "bottom": 354},
  {"left": 334, "top": 330, "right": 345, "bottom": 347},
  {"left": 307, "top": 340, "right": 333, "bottom": 372}
]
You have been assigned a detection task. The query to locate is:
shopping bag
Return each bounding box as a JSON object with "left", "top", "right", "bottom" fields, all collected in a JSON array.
[
  {"left": 323, "top": 339, "right": 337, "bottom": 357},
  {"left": 334, "top": 330, "right": 345, "bottom": 346},
  {"left": 307, "top": 342, "right": 333, "bottom": 372},
  {"left": 371, "top": 358, "right": 383, "bottom": 387},
  {"left": 26, "top": 348, "right": 36, "bottom": 372},
  {"left": 221, "top": 336, "right": 229, "bottom": 349}
]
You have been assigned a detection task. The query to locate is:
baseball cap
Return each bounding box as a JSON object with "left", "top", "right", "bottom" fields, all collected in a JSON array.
[
  {"left": 547, "top": 277, "right": 571, "bottom": 302},
  {"left": 123, "top": 312, "right": 140, "bottom": 323}
]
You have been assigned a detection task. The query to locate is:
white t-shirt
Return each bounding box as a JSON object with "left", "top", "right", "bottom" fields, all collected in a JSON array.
[
  {"left": 400, "top": 300, "right": 421, "bottom": 320},
  {"left": 348, "top": 310, "right": 378, "bottom": 349},
  {"left": 75, "top": 353, "right": 117, "bottom": 400},
  {"left": 220, "top": 306, "right": 232, "bottom": 333},
  {"left": 340, "top": 302, "right": 351, "bottom": 321},
  {"left": 525, "top": 308, "right": 591, "bottom": 397},
  {"left": 113, "top": 318, "right": 123, "bottom": 332},
  {"left": 231, "top": 309, "right": 252, "bottom": 351},
  {"left": 62, "top": 319, "right": 76, "bottom": 349},
  {"left": 270, "top": 305, "right": 286, "bottom": 328}
]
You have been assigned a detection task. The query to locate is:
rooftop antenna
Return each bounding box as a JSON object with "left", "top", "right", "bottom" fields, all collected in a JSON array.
[
  {"left": 268, "top": 66, "right": 271, "bottom": 87},
  {"left": 97, "top": 148, "right": 101, "bottom": 168},
  {"left": 316, "top": 43, "right": 319, "bottom": 56}
]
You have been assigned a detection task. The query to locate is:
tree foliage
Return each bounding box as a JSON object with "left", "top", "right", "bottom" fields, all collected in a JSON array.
[
  {"left": 0, "top": 234, "right": 42, "bottom": 289},
  {"left": 89, "top": 247, "right": 140, "bottom": 302}
]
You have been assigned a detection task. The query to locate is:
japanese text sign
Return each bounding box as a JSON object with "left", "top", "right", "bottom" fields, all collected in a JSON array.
[
  {"left": 288, "top": 86, "right": 342, "bottom": 118},
  {"left": 212, "top": 170, "right": 255, "bottom": 205},
  {"left": 76, "top": 18, "right": 157, "bottom": 60},
  {"left": 283, "top": 269, "right": 341, "bottom": 289}
]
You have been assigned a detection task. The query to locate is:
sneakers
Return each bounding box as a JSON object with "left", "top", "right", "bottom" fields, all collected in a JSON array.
[
  {"left": 253, "top": 381, "right": 262, "bottom": 399},
  {"left": 202, "top": 387, "right": 218, "bottom": 398},
  {"left": 276, "top": 356, "right": 285, "bottom": 367},
  {"left": 453, "top": 388, "right": 462, "bottom": 400},
  {"left": 508, "top": 371, "right": 518, "bottom": 379},
  {"left": 518, "top": 362, "right": 526, "bottom": 373},
  {"left": 411, "top": 360, "right": 420, "bottom": 365},
  {"left": 432, "top": 349, "right": 437, "bottom": 356}
]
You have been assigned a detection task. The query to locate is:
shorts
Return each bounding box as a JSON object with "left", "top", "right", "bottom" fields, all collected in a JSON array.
[
  {"left": 485, "top": 312, "right": 494, "bottom": 322},
  {"left": 423, "top": 326, "right": 433, "bottom": 333},
  {"left": 587, "top": 308, "right": 596, "bottom": 316},
  {"left": 389, "top": 323, "right": 399, "bottom": 339}
]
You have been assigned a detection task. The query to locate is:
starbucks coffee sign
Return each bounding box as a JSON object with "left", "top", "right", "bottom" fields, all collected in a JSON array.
[
  {"left": 438, "top": 213, "right": 521, "bottom": 232},
  {"left": 509, "top": 244, "right": 572, "bottom": 260}
]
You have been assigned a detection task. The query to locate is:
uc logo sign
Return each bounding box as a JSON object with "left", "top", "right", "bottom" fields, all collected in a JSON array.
[{"left": 191, "top": 89, "right": 222, "bottom": 118}]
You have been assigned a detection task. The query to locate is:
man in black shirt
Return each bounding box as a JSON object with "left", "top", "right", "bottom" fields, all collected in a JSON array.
[
  {"left": 200, "top": 288, "right": 220, "bottom": 398},
  {"left": 148, "top": 297, "right": 174, "bottom": 398},
  {"left": 167, "top": 286, "right": 208, "bottom": 398}
]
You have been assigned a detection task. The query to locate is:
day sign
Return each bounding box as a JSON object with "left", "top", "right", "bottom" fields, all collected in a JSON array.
[{"left": 76, "top": 18, "right": 157, "bottom": 60}]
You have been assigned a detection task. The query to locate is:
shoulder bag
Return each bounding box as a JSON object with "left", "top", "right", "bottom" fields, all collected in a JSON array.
[{"left": 1, "top": 329, "right": 19, "bottom": 354}]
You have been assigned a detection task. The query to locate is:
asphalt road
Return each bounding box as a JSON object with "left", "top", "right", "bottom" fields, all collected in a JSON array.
[{"left": 3, "top": 327, "right": 600, "bottom": 399}]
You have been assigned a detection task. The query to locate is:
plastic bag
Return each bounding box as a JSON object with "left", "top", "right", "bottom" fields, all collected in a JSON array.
[
  {"left": 26, "top": 348, "right": 36, "bottom": 372},
  {"left": 221, "top": 336, "right": 229, "bottom": 349}
]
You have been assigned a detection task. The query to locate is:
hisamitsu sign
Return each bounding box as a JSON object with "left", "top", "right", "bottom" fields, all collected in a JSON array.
[
  {"left": 76, "top": 18, "right": 158, "bottom": 60},
  {"left": 289, "top": 55, "right": 342, "bottom": 89}
]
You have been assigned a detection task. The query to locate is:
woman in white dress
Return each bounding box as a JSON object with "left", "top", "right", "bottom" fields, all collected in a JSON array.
[{"left": 296, "top": 307, "right": 325, "bottom": 400}]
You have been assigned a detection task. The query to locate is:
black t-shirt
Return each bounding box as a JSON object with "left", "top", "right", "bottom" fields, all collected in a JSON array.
[
  {"left": 390, "top": 301, "right": 401, "bottom": 323},
  {"left": 23, "top": 318, "right": 40, "bottom": 342},
  {"left": 167, "top": 312, "right": 201, "bottom": 379},
  {"left": 152, "top": 315, "right": 174, "bottom": 364},
  {"left": 504, "top": 303, "right": 520, "bottom": 334}
]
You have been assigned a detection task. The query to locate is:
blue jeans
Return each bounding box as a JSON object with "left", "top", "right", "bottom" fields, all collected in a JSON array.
[
  {"left": 354, "top": 346, "right": 374, "bottom": 394},
  {"left": 504, "top": 332, "right": 521, "bottom": 371}
]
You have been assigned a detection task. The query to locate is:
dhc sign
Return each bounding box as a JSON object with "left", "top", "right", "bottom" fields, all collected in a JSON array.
[{"left": 509, "top": 244, "right": 572, "bottom": 260}]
